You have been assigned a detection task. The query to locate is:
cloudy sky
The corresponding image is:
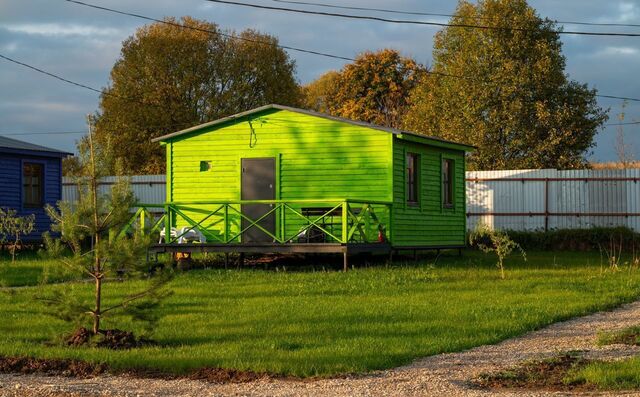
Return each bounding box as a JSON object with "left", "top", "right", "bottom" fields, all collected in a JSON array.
[{"left": 1, "top": 0, "right": 639, "bottom": 162}]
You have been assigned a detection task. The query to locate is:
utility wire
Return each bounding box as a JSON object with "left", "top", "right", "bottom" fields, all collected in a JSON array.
[
  {"left": 605, "top": 121, "right": 640, "bottom": 126},
  {"left": 63, "top": 0, "right": 466, "bottom": 80},
  {"left": 0, "top": 53, "right": 104, "bottom": 95},
  {"left": 271, "top": 0, "right": 640, "bottom": 28},
  {"left": 64, "top": 0, "right": 353, "bottom": 61},
  {"left": 595, "top": 94, "right": 640, "bottom": 102},
  {"left": 205, "top": 0, "right": 640, "bottom": 37},
  {"left": 0, "top": 131, "right": 86, "bottom": 136},
  {"left": 3, "top": 43, "right": 640, "bottom": 105}
]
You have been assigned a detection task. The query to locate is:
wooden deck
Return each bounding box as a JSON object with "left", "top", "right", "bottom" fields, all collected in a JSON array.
[{"left": 149, "top": 242, "right": 392, "bottom": 271}]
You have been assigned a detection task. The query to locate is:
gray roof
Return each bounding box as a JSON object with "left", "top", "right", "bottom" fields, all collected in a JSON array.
[
  {"left": 0, "top": 135, "right": 72, "bottom": 156},
  {"left": 152, "top": 104, "right": 475, "bottom": 151}
]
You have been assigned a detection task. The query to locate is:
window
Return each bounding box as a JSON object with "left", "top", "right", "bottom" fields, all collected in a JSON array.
[
  {"left": 199, "top": 161, "right": 211, "bottom": 172},
  {"left": 442, "top": 159, "right": 454, "bottom": 208},
  {"left": 23, "top": 162, "right": 44, "bottom": 207},
  {"left": 406, "top": 152, "right": 419, "bottom": 205}
]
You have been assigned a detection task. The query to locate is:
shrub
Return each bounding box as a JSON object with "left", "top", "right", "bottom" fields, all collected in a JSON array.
[
  {"left": 469, "top": 223, "right": 526, "bottom": 279},
  {"left": 505, "top": 227, "right": 640, "bottom": 252}
]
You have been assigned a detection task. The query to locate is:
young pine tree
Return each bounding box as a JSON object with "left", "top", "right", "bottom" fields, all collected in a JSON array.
[{"left": 43, "top": 116, "right": 171, "bottom": 337}]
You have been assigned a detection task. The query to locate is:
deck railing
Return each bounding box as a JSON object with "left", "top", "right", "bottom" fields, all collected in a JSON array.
[{"left": 120, "top": 199, "right": 391, "bottom": 245}]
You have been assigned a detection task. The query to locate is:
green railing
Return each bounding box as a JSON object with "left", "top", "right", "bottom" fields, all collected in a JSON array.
[{"left": 120, "top": 199, "right": 391, "bottom": 245}]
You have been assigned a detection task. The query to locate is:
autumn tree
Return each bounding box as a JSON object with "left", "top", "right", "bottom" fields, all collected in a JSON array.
[
  {"left": 301, "top": 70, "right": 339, "bottom": 114},
  {"left": 404, "top": 0, "right": 608, "bottom": 170},
  {"left": 304, "top": 49, "right": 425, "bottom": 128},
  {"left": 96, "top": 17, "right": 301, "bottom": 174}
]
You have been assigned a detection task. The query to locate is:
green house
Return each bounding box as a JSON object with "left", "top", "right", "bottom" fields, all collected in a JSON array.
[{"left": 142, "top": 104, "right": 473, "bottom": 264}]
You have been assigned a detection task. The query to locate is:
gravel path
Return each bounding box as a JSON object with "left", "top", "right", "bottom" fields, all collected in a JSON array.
[{"left": 3, "top": 301, "right": 640, "bottom": 397}]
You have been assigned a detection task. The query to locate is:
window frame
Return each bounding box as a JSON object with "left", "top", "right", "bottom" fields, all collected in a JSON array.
[
  {"left": 406, "top": 152, "right": 420, "bottom": 206},
  {"left": 441, "top": 157, "right": 455, "bottom": 209},
  {"left": 22, "top": 161, "right": 45, "bottom": 209}
]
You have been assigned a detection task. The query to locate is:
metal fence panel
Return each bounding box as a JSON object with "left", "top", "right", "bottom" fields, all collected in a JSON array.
[
  {"left": 466, "top": 168, "right": 640, "bottom": 231},
  {"left": 62, "top": 170, "right": 640, "bottom": 232}
]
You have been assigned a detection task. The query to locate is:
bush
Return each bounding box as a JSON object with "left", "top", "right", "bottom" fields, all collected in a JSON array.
[{"left": 504, "top": 227, "right": 640, "bottom": 252}]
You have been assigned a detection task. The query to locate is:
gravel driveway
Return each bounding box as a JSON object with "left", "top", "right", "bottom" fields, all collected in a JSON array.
[{"left": 3, "top": 300, "right": 640, "bottom": 397}]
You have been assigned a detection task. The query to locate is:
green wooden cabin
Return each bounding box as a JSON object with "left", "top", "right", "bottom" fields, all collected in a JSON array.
[{"left": 144, "top": 105, "right": 473, "bottom": 257}]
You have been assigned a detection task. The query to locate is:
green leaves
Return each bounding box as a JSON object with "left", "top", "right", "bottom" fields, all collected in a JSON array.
[
  {"left": 95, "top": 17, "right": 301, "bottom": 174},
  {"left": 303, "top": 49, "right": 425, "bottom": 129},
  {"left": 404, "top": 0, "right": 608, "bottom": 170}
]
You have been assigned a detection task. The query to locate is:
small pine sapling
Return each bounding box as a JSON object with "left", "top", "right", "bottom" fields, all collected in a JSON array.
[
  {"left": 42, "top": 116, "right": 172, "bottom": 342},
  {"left": 469, "top": 223, "right": 526, "bottom": 279}
]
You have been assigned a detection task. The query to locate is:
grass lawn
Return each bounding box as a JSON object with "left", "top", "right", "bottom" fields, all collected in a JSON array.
[
  {"left": 1, "top": 250, "right": 640, "bottom": 377},
  {"left": 567, "top": 357, "right": 640, "bottom": 390},
  {"left": 0, "top": 252, "right": 78, "bottom": 287}
]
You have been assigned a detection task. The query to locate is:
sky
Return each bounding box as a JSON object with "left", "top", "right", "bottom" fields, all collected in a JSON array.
[{"left": 0, "top": 0, "right": 639, "bottom": 162}]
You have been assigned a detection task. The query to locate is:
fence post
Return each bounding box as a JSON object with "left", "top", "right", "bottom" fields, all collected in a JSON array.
[
  {"left": 140, "top": 208, "right": 146, "bottom": 236},
  {"left": 164, "top": 204, "right": 171, "bottom": 243},
  {"left": 544, "top": 178, "right": 549, "bottom": 232},
  {"left": 342, "top": 201, "right": 348, "bottom": 244},
  {"left": 223, "top": 204, "right": 229, "bottom": 243}
]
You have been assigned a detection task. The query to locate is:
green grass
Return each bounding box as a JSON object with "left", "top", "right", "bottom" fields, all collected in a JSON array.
[
  {"left": 0, "top": 253, "right": 78, "bottom": 287},
  {"left": 1, "top": 250, "right": 640, "bottom": 377},
  {"left": 597, "top": 325, "right": 640, "bottom": 346},
  {"left": 567, "top": 357, "right": 640, "bottom": 390}
]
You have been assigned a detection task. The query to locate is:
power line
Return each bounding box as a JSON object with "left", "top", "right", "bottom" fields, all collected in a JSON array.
[
  {"left": 63, "top": 0, "right": 466, "bottom": 81},
  {"left": 595, "top": 94, "right": 640, "bottom": 103},
  {"left": 0, "top": 53, "right": 104, "bottom": 95},
  {"left": 0, "top": 131, "right": 86, "bottom": 136},
  {"left": 605, "top": 121, "right": 640, "bottom": 126},
  {"left": 3, "top": 43, "right": 640, "bottom": 107},
  {"left": 64, "top": 0, "right": 353, "bottom": 62},
  {"left": 206, "top": 0, "right": 640, "bottom": 37},
  {"left": 271, "top": 0, "right": 640, "bottom": 29}
]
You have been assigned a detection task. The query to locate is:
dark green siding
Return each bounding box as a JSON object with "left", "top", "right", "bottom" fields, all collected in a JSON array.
[{"left": 391, "top": 138, "right": 466, "bottom": 247}]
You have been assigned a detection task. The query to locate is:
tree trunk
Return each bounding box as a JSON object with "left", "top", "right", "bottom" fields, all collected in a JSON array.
[
  {"left": 93, "top": 274, "right": 101, "bottom": 334},
  {"left": 88, "top": 116, "right": 102, "bottom": 335}
]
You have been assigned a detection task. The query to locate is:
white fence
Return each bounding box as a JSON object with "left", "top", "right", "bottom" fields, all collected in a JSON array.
[
  {"left": 62, "top": 175, "right": 166, "bottom": 213},
  {"left": 62, "top": 169, "right": 640, "bottom": 232},
  {"left": 467, "top": 169, "right": 640, "bottom": 232}
]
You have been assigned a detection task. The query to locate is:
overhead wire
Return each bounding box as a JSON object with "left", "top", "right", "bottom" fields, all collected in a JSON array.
[
  {"left": 64, "top": 0, "right": 353, "bottom": 62},
  {"left": 271, "top": 0, "right": 640, "bottom": 29},
  {"left": 0, "top": 0, "right": 638, "bottom": 139},
  {"left": 204, "top": 0, "right": 640, "bottom": 37},
  {"left": 63, "top": 0, "right": 467, "bottom": 80}
]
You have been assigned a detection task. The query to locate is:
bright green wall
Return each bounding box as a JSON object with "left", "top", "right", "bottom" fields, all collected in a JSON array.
[
  {"left": 164, "top": 108, "right": 467, "bottom": 247},
  {"left": 166, "top": 109, "right": 393, "bottom": 241},
  {"left": 391, "top": 138, "right": 466, "bottom": 247}
]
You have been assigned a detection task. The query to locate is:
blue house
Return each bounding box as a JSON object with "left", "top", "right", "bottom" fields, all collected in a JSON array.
[{"left": 0, "top": 136, "right": 71, "bottom": 241}]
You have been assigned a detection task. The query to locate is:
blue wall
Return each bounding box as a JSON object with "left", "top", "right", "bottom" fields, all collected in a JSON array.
[{"left": 0, "top": 152, "right": 63, "bottom": 241}]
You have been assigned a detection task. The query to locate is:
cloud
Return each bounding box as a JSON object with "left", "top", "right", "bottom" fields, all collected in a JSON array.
[
  {"left": 592, "top": 46, "right": 640, "bottom": 57},
  {"left": 4, "top": 23, "right": 123, "bottom": 37}
]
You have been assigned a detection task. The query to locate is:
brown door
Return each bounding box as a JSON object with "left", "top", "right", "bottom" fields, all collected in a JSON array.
[{"left": 241, "top": 158, "right": 276, "bottom": 242}]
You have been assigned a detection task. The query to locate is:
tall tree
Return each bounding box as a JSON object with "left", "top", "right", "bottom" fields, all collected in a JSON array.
[
  {"left": 301, "top": 70, "right": 340, "bottom": 114},
  {"left": 404, "top": 0, "right": 608, "bottom": 170},
  {"left": 96, "top": 17, "right": 301, "bottom": 174},
  {"left": 304, "top": 49, "right": 425, "bottom": 128}
]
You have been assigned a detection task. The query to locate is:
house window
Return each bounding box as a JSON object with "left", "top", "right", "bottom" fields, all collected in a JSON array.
[
  {"left": 23, "top": 162, "right": 44, "bottom": 208},
  {"left": 200, "top": 161, "right": 211, "bottom": 172},
  {"left": 442, "top": 159, "right": 454, "bottom": 208},
  {"left": 406, "top": 152, "right": 419, "bottom": 205}
]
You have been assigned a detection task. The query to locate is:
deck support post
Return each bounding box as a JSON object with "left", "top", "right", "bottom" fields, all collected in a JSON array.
[
  {"left": 388, "top": 249, "right": 394, "bottom": 264},
  {"left": 224, "top": 253, "right": 229, "bottom": 269},
  {"left": 343, "top": 251, "right": 348, "bottom": 272},
  {"left": 238, "top": 253, "right": 245, "bottom": 268}
]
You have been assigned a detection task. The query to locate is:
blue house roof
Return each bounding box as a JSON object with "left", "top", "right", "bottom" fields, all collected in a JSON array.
[{"left": 0, "top": 135, "right": 72, "bottom": 158}]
